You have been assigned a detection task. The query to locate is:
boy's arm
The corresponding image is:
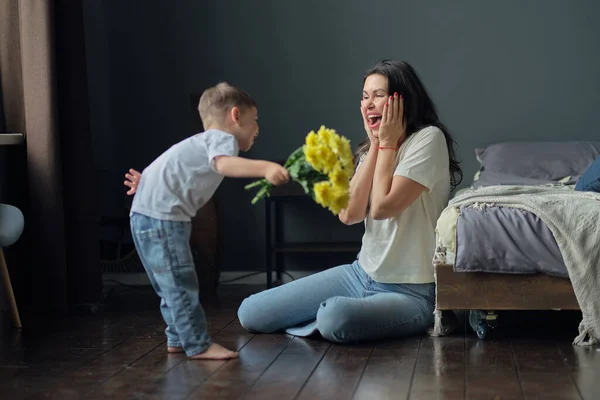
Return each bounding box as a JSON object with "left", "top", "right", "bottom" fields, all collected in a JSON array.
[
  {"left": 213, "top": 156, "right": 270, "bottom": 177},
  {"left": 213, "top": 156, "right": 290, "bottom": 184},
  {"left": 124, "top": 157, "right": 290, "bottom": 196}
]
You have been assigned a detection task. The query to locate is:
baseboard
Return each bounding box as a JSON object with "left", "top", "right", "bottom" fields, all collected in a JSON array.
[
  {"left": 102, "top": 270, "right": 316, "bottom": 287},
  {"left": 219, "top": 270, "right": 315, "bottom": 285},
  {"left": 103, "top": 273, "right": 151, "bottom": 286}
]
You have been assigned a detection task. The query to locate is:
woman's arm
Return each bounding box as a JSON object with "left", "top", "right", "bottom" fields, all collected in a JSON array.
[
  {"left": 338, "top": 148, "right": 378, "bottom": 225},
  {"left": 369, "top": 93, "right": 428, "bottom": 220},
  {"left": 338, "top": 104, "right": 383, "bottom": 225},
  {"left": 370, "top": 150, "right": 426, "bottom": 220}
]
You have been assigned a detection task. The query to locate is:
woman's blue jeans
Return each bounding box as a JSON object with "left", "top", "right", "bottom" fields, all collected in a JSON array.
[{"left": 238, "top": 260, "right": 435, "bottom": 343}]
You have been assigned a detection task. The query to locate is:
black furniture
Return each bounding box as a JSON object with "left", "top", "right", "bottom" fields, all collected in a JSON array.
[{"left": 264, "top": 182, "right": 362, "bottom": 288}]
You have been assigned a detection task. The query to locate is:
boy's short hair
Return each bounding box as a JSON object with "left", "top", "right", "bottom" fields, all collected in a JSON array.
[{"left": 198, "top": 82, "right": 256, "bottom": 127}]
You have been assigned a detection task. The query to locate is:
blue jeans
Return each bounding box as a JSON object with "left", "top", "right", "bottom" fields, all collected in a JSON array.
[
  {"left": 237, "top": 260, "right": 435, "bottom": 343},
  {"left": 130, "top": 212, "right": 211, "bottom": 356}
]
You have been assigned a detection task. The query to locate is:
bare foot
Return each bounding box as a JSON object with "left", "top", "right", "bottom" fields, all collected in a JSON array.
[
  {"left": 189, "top": 343, "right": 239, "bottom": 360},
  {"left": 167, "top": 346, "right": 184, "bottom": 353}
]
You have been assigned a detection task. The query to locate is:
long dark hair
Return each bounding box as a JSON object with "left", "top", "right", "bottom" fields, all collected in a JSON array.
[{"left": 355, "top": 60, "right": 463, "bottom": 190}]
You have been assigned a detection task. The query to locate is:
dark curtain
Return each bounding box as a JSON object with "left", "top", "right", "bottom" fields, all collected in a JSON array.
[{"left": 0, "top": 0, "right": 102, "bottom": 316}]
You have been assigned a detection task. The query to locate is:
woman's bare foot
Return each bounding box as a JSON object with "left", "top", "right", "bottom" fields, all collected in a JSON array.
[
  {"left": 167, "top": 346, "right": 184, "bottom": 353},
  {"left": 189, "top": 343, "right": 239, "bottom": 360}
]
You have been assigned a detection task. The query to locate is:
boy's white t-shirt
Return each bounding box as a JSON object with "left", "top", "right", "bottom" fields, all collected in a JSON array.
[
  {"left": 357, "top": 126, "right": 450, "bottom": 284},
  {"left": 130, "top": 129, "right": 239, "bottom": 222}
]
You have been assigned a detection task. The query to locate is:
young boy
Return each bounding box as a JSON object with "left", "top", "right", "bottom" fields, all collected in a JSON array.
[{"left": 126, "top": 82, "right": 289, "bottom": 360}]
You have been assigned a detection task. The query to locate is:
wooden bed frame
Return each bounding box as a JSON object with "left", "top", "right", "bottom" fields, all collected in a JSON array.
[
  {"left": 435, "top": 263, "right": 579, "bottom": 311},
  {"left": 434, "top": 263, "right": 580, "bottom": 338}
]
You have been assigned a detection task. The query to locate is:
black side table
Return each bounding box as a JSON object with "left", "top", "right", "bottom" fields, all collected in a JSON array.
[{"left": 264, "top": 182, "right": 361, "bottom": 288}]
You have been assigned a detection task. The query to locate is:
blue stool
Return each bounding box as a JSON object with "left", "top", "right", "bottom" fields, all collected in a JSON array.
[{"left": 0, "top": 204, "right": 24, "bottom": 328}]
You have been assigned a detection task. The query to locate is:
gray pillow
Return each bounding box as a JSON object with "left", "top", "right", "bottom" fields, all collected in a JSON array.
[
  {"left": 473, "top": 171, "right": 579, "bottom": 188},
  {"left": 473, "top": 141, "right": 600, "bottom": 187}
]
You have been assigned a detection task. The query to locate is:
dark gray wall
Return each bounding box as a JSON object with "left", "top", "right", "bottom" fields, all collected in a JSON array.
[{"left": 83, "top": 0, "right": 600, "bottom": 272}]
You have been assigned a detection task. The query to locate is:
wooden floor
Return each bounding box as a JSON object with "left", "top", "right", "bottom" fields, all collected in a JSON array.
[{"left": 1, "top": 284, "right": 599, "bottom": 400}]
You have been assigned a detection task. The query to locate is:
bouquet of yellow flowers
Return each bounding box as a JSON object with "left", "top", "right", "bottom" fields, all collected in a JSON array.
[{"left": 245, "top": 126, "right": 354, "bottom": 215}]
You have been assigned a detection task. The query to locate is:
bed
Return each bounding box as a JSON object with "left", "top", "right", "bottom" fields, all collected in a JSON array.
[{"left": 430, "top": 141, "right": 600, "bottom": 342}]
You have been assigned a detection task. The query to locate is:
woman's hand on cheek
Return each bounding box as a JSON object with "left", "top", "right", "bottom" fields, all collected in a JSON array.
[
  {"left": 378, "top": 92, "right": 406, "bottom": 148},
  {"left": 361, "top": 106, "right": 379, "bottom": 145}
]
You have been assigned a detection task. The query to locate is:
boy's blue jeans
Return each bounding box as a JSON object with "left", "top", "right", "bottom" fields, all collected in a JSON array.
[
  {"left": 130, "top": 212, "right": 211, "bottom": 357},
  {"left": 238, "top": 260, "right": 435, "bottom": 343}
]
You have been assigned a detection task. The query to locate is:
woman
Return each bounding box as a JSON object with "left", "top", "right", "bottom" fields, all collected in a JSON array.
[
  {"left": 125, "top": 60, "right": 462, "bottom": 343},
  {"left": 236, "top": 60, "right": 462, "bottom": 342}
]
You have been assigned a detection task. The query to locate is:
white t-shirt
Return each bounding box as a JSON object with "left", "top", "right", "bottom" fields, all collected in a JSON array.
[
  {"left": 130, "top": 129, "right": 239, "bottom": 222},
  {"left": 358, "top": 126, "right": 450, "bottom": 283}
]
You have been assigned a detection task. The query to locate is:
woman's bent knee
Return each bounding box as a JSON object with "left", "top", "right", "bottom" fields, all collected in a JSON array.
[
  {"left": 315, "top": 295, "right": 435, "bottom": 343},
  {"left": 315, "top": 297, "right": 355, "bottom": 343},
  {"left": 237, "top": 296, "right": 261, "bottom": 332},
  {"left": 237, "top": 294, "right": 280, "bottom": 333}
]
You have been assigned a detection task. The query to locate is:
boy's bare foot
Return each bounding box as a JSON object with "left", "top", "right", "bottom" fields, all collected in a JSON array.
[
  {"left": 189, "top": 343, "right": 239, "bottom": 360},
  {"left": 168, "top": 346, "right": 184, "bottom": 353}
]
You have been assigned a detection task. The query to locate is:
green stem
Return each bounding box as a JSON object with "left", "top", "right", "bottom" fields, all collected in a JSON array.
[
  {"left": 250, "top": 184, "right": 271, "bottom": 204},
  {"left": 245, "top": 179, "right": 267, "bottom": 190},
  {"left": 284, "top": 147, "right": 304, "bottom": 168}
]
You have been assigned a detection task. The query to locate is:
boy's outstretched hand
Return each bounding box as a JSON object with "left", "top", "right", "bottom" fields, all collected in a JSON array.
[
  {"left": 124, "top": 168, "right": 141, "bottom": 195},
  {"left": 265, "top": 163, "right": 290, "bottom": 186}
]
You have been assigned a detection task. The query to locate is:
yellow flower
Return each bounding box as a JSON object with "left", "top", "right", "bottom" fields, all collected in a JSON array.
[
  {"left": 328, "top": 166, "right": 349, "bottom": 189},
  {"left": 249, "top": 126, "right": 353, "bottom": 216},
  {"left": 313, "top": 181, "right": 332, "bottom": 208},
  {"left": 327, "top": 134, "right": 342, "bottom": 155},
  {"left": 328, "top": 185, "right": 349, "bottom": 215},
  {"left": 338, "top": 139, "right": 353, "bottom": 169},
  {"left": 317, "top": 125, "right": 333, "bottom": 144},
  {"left": 340, "top": 136, "right": 353, "bottom": 158},
  {"left": 324, "top": 155, "right": 338, "bottom": 174},
  {"left": 310, "top": 144, "right": 331, "bottom": 173},
  {"left": 304, "top": 145, "right": 320, "bottom": 170},
  {"left": 337, "top": 162, "right": 354, "bottom": 181},
  {"left": 300, "top": 126, "right": 354, "bottom": 215},
  {"left": 314, "top": 144, "right": 334, "bottom": 174},
  {"left": 303, "top": 126, "right": 354, "bottom": 174},
  {"left": 305, "top": 131, "right": 319, "bottom": 148}
]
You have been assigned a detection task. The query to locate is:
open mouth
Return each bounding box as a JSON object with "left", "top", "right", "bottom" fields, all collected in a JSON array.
[{"left": 368, "top": 115, "right": 382, "bottom": 129}]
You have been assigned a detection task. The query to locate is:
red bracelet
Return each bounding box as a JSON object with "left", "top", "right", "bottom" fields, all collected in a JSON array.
[{"left": 378, "top": 146, "right": 397, "bottom": 151}]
